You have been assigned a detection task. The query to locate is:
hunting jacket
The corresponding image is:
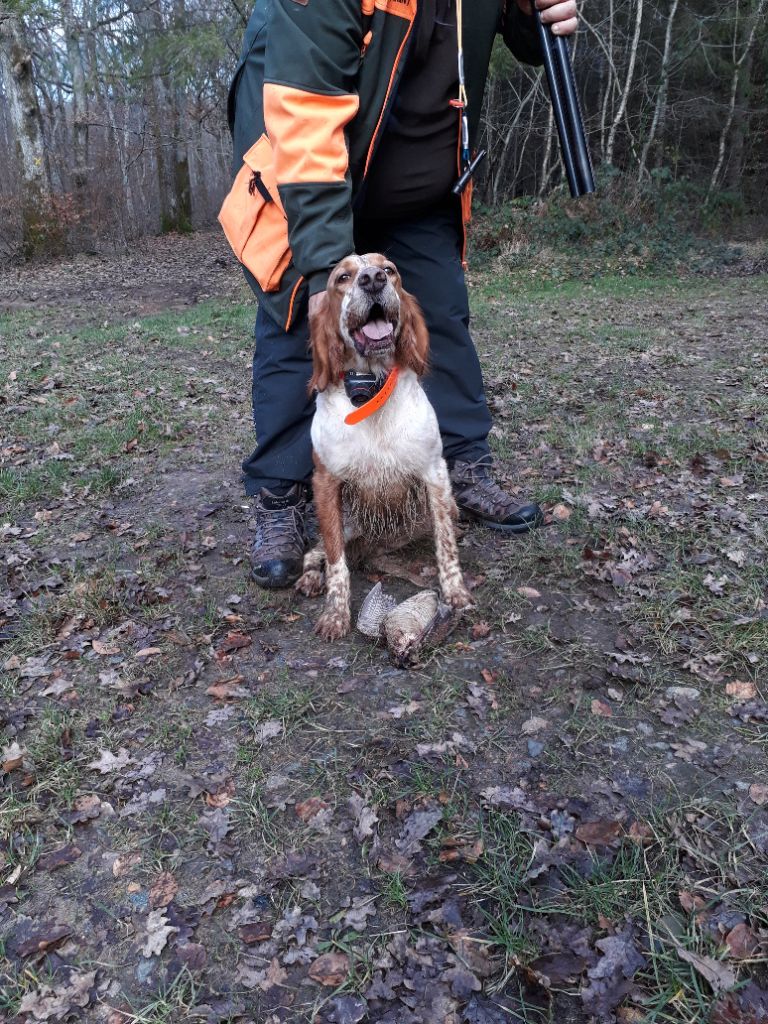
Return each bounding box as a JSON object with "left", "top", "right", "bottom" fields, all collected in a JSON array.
[{"left": 221, "top": 0, "right": 542, "bottom": 331}]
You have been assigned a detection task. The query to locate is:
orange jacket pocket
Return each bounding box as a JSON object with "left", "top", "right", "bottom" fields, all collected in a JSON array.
[{"left": 218, "top": 134, "right": 291, "bottom": 293}]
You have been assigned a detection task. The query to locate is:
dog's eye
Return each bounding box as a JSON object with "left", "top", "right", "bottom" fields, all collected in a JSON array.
[
  {"left": 384, "top": 266, "right": 395, "bottom": 276},
  {"left": 338, "top": 273, "right": 351, "bottom": 283}
]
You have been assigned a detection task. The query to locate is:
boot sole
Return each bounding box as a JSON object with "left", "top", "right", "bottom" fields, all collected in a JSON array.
[
  {"left": 250, "top": 565, "right": 302, "bottom": 589},
  {"left": 459, "top": 509, "right": 545, "bottom": 534}
]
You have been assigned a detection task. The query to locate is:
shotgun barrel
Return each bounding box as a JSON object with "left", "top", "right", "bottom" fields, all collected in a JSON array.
[{"left": 532, "top": 12, "right": 595, "bottom": 197}]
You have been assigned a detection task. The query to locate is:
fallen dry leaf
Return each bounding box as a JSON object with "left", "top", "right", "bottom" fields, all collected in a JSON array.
[
  {"left": 674, "top": 945, "right": 736, "bottom": 994},
  {"left": 205, "top": 781, "right": 234, "bottom": 808},
  {"left": 671, "top": 738, "right": 707, "bottom": 762},
  {"left": 237, "top": 956, "right": 287, "bottom": 991},
  {"left": 678, "top": 890, "right": 706, "bottom": 913},
  {"left": 40, "top": 677, "right": 75, "bottom": 697},
  {"left": 550, "top": 503, "right": 572, "bottom": 521},
  {"left": 92, "top": 639, "right": 120, "bottom": 656},
  {"left": 480, "top": 785, "right": 532, "bottom": 811},
  {"left": 149, "top": 871, "right": 178, "bottom": 909},
  {"left": 439, "top": 837, "right": 484, "bottom": 864},
  {"left": 386, "top": 700, "right": 422, "bottom": 719},
  {"left": 726, "top": 680, "right": 757, "bottom": 700},
  {"left": 37, "top": 845, "right": 82, "bottom": 872},
  {"left": 343, "top": 896, "right": 377, "bottom": 931},
  {"left": 17, "top": 970, "right": 96, "bottom": 1021},
  {"left": 517, "top": 586, "right": 541, "bottom": 600},
  {"left": 349, "top": 793, "right": 379, "bottom": 842},
  {"left": 217, "top": 630, "right": 252, "bottom": 653},
  {"left": 471, "top": 622, "right": 491, "bottom": 640},
  {"left": 239, "top": 921, "right": 273, "bottom": 945},
  {"left": 206, "top": 676, "right": 248, "bottom": 700},
  {"left": 325, "top": 995, "right": 368, "bottom": 1023},
  {"left": 725, "top": 922, "right": 760, "bottom": 960},
  {"left": 141, "top": 909, "right": 178, "bottom": 957},
  {"left": 576, "top": 820, "right": 622, "bottom": 846},
  {"left": 296, "top": 797, "right": 330, "bottom": 822},
  {"left": 15, "top": 924, "right": 72, "bottom": 959},
  {"left": 617, "top": 1008, "right": 646, "bottom": 1023},
  {"left": 2, "top": 740, "right": 26, "bottom": 772},
  {"left": 253, "top": 720, "right": 283, "bottom": 744},
  {"left": 581, "top": 924, "right": 646, "bottom": 1019},
  {"left": 591, "top": 698, "right": 613, "bottom": 718},
  {"left": 521, "top": 716, "right": 548, "bottom": 735},
  {"left": 627, "top": 821, "right": 654, "bottom": 845},
  {"left": 87, "top": 748, "right": 133, "bottom": 774},
  {"left": 135, "top": 646, "right": 162, "bottom": 658},
  {"left": 66, "top": 794, "right": 104, "bottom": 824},
  {"left": 112, "top": 852, "right": 142, "bottom": 878},
  {"left": 748, "top": 783, "right": 768, "bottom": 806},
  {"left": 395, "top": 807, "right": 443, "bottom": 855},
  {"left": 309, "top": 951, "right": 350, "bottom": 987}
]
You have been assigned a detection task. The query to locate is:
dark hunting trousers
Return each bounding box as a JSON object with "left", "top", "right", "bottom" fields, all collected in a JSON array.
[{"left": 241, "top": 200, "right": 493, "bottom": 497}]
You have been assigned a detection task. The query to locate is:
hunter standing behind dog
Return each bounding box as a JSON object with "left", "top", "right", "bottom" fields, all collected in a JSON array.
[{"left": 221, "top": 0, "right": 579, "bottom": 589}]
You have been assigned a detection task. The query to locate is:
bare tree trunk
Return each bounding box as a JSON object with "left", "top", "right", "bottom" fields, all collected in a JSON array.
[
  {"left": 61, "top": 0, "right": 91, "bottom": 239},
  {"left": 606, "top": 0, "right": 644, "bottom": 167},
  {"left": 492, "top": 76, "right": 539, "bottom": 204},
  {"left": 0, "top": 0, "right": 54, "bottom": 255},
  {"left": 192, "top": 96, "right": 210, "bottom": 220},
  {"left": 129, "top": 0, "right": 178, "bottom": 232},
  {"left": 538, "top": 104, "right": 556, "bottom": 196},
  {"left": 580, "top": 8, "right": 620, "bottom": 165},
  {"left": 709, "top": 0, "right": 767, "bottom": 195},
  {"left": 481, "top": 76, "right": 497, "bottom": 204},
  {"left": 638, "top": 0, "right": 679, "bottom": 180},
  {"left": 602, "top": 0, "right": 614, "bottom": 161},
  {"left": 725, "top": 43, "right": 753, "bottom": 193},
  {"left": 171, "top": 0, "right": 193, "bottom": 231},
  {"left": 103, "top": 79, "right": 135, "bottom": 246}
]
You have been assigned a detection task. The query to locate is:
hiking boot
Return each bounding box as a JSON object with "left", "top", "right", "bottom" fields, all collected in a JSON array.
[
  {"left": 450, "top": 458, "right": 544, "bottom": 534},
  {"left": 250, "top": 484, "right": 308, "bottom": 588}
]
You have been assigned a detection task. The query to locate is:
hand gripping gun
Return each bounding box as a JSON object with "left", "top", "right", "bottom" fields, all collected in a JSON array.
[
  {"left": 453, "top": 9, "right": 595, "bottom": 199},
  {"left": 532, "top": 9, "right": 595, "bottom": 197}
]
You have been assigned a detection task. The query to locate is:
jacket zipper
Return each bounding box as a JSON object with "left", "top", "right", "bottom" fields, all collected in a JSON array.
[{"left": 363, "top": 7, "right": 417, "bottom": 179}]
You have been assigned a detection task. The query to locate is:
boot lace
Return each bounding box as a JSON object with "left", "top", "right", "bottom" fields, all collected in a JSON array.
[
  {"left": 452, "top": 457, "right": 519, "bottom": 516},
  {"left": 253, "top": 501, "right": 306, "bottom": 559}
]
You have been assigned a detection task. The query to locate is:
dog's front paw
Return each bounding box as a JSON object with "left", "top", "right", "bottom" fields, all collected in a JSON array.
[
  {"left": 314, "top": 605, "right": 351, "bottom": 641},
  {"left": 296, "top": 569, "right": 325, "bottom": 598},
  {"left": 443, "top": 584, "right": 474, "bottom": 612}
]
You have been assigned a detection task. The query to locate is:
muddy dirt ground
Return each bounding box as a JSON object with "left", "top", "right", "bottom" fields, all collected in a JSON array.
[{"left": 1, "top": 232, "right": 767, "bottom": 1023}]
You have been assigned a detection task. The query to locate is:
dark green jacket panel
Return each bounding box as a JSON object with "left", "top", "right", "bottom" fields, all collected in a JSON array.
[
  {"left": 264, "top": 0, "right": 367, "bottom": 296},
  {"left": 502, "top": 1, "right": 544, "bottom": 69},
  {"left": 349, "top": 8, "right": 414, "bottom": 183},
  {"left": 264, "top": 0, "right": 364, "bottom": 96},
  {"left": 462, "top": 2, "right": 504, "bottom": 147},
  {"left": 228, "top": 0, "right": 270, "bottom": 171}
]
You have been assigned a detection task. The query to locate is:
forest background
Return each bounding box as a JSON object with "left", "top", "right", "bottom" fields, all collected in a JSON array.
[{"left": 1, "top": 0, "right": 766, "bottom": 265}]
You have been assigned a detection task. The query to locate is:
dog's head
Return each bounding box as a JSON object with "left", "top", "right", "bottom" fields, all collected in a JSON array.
[{"left": 309, "top": 253, "right": 429, "bottom": 393}]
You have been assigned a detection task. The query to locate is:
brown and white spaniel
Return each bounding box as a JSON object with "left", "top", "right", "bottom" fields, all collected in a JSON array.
[{"left": 296, "top": 253, "right": 473, "bottom": 640}]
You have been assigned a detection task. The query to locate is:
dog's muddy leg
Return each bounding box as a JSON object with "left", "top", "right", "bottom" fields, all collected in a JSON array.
[
  {"left": 312, "top": 461, "right": 351, "bottom": 639},
  {"left": 296, "top": 544, "right": 326, "bottom": 597},
  {"left": 426, "top": 462, "right": 473, "bottom": 610}
]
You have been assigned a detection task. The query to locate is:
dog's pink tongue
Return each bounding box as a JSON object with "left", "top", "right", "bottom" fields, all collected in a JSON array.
[{"left": 360, "top": 318, "right": 392, "bottom": 340}]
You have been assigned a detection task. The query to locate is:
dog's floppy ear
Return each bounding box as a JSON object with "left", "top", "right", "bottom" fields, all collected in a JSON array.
[
  {"left": 397, "top": 290, "right": 429, "bottom": 376},
  {"left": 309, "top": 292, "right": 345, "bottom": 393}
]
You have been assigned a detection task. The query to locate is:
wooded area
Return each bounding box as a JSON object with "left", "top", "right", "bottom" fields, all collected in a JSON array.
[{"left": 1, "top": 0, "right": 766, "bottom": 259}]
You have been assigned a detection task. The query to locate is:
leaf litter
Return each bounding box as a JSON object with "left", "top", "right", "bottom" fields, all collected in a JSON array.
[{"left": 1, "top": 234, "right": 767, "bottom": 1022}]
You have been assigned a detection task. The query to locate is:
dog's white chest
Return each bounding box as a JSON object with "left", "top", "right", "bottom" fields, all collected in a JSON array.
[{"left": 311, "top": 371, "right": 442, "bottom": 488}]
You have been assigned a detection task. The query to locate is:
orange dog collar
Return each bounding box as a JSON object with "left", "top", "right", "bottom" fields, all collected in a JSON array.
[{"left": 344, "top": 367, "right": 400, "bottom": 426}]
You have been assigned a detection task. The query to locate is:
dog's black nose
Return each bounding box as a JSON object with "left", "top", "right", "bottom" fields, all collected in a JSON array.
[{"left": 358, "top": 266, "right": 387, "bottom": 293}]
